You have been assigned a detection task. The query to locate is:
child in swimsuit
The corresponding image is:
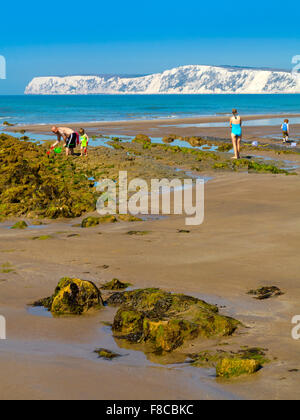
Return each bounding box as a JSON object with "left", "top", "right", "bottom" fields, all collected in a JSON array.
[
  {"left": 281, "top": 119, "right": 289, "bottom": 143},
  {"left": 79, "top": 128, "right": 89, "bottom": 157},
  {"left": 230, "top": 109, "right": 242, "bottom": 159}
]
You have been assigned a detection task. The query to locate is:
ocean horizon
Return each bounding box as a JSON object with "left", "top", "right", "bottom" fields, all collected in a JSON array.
[{"left": 0, "top": 94, "right": 300, "bottom": 126}]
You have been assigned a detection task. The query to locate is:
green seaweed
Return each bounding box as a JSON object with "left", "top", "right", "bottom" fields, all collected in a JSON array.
[
  {"left": 101, "top": 278, "right": 131, "bottom": 290},
  {"left": 94, "top": 348, "right": 121, "bottom": 360},
  {"left": 111, "top": 288, "right": 240, "bottom": 352},
  {"left": 11, "top": 221, "right": 28, "bottom": 229},
  {"left": 32, "top": 235, "right": 52, "bottom": 240},
  {"left": 32, "top": 277, "right": 104, "bottom": 315},
  {"left": 81, "top": 215, "right": 118, "bottom": 227},
  {"left": 247, "top": 286, "right": 284, "bottom": 300},
  {"left": 126, "top": 231, "right": 150, "bottom": 236}
]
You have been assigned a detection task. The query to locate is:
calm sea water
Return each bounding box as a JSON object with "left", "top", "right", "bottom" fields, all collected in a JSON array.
[{"left": 0, "top": 94, "right": 300, "bottom": 125}]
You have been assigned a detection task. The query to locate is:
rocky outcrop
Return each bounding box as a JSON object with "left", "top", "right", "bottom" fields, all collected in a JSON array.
[
  {"left": 111, "top": 288, "right": 240, "bottom": 352},
  {"left": 33, "top": 277, "right": 104, "bottom": 315}
]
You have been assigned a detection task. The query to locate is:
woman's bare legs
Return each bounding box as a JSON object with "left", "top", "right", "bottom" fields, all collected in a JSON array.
[
  {"left": 231, "top": 134, "right": 238, "bottom": 159},
  {"left": 237, "top": 135, "right": 241, "bottom": 158},
  {"left": 231, "top": 134, "right": 241, "bottom": 159}
]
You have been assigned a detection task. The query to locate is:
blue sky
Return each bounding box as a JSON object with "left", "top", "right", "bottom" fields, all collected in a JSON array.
[{"left": 0, "top": 0, "right": 299, "bottom": 94}]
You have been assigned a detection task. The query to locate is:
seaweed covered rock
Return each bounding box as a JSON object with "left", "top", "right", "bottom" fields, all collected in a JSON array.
[
  {"left": 11, "top": 221, "right": 28, "bottom": 229},
  {"left": 81, "top": 216, "right": 100, "bottom": 228},
  {"left": 94, "top": 348, "right": 121, "bottom": 360},
  {"left": 118, "top": 214, "right": 142, "bottom": 222},
  {"left": 218, "top": 143, "right": 233, "bottom": 152},
  {"left": 33, "top": 277, "right": 103, "bottom": 315},
  {"left": 112, "top": 288, "right": 240, "bottom": 352},
  {"left": 132, "top": 134, "right": 151, "bottom": 144},
  {"left": 191, "top": 348, "right": 268, "bottom": 366},
  {"left": 162, "top": 134, "right": 178, "bottom": 144},
  {"left": 81, "top": 215, "right": 117, "bottom": 227},
  {"left": 247, "top": 286, "right": 284, "bottom": 300},
  {"left": 101, "top": 278, "right": 130, "bottom": 290},
  {"left": 0, "top": 134, "right": 96, "bottom": 218},
  {"left": 216, "top": 358, "right": 261, "bottom": 378},
  {"left": 186, "top": 136, "right": 205, "bottom": 148}
]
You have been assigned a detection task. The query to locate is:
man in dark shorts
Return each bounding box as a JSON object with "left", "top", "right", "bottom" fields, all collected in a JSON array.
[{"left": 50, "top": 126, "right": 78, "bottom": 156}]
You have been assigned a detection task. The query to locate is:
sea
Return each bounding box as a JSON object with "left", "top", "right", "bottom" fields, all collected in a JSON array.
[{"left": 0, "top": 94, "right": 300, "bottom": 126}]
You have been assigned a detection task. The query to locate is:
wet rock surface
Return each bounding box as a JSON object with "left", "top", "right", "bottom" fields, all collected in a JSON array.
[
  {"left": 101, "top": 278, "right": 131, "bottom": 290},
  {"left": 247, "top": 286, "right": 284, "bottom": 300},
  {"left": 132, "top": 134, "right": 151, "bottom": 144},
  {"left": 33, "top": 277, "right": 104, "bottom": 315},
  {"left": 216, "top": 358, "right": 261, "bottom": 378},
  {"left": 11, "top": 221, "right": 28, "bottom": 229},
  {"left": 110, "top": 288, "right": 240, "bottom": 352},
  {"left": 81, "top": 215, "right": 118, "bottom": 227},
  {"left": 94, "top": 348, "right": 122, "bottom": 360},
  {"left": 189, "top": 347, "right": 269, "bottom": 378}
]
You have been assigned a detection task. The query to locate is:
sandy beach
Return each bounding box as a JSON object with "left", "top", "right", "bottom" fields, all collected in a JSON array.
[
  {"left": 1, "top": 171, "right": 300, "bottom": 399},
  {"left": 7, "top": 113, "right": 300, "bottom": 145},
  {"left": 1, "top": 115, "right": 300, "bottom": 400}
]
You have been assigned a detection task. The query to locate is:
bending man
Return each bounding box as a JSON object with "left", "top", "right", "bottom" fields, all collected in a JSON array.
[{"left": 49, "top": 126, "right": 78, "bottom": 156}]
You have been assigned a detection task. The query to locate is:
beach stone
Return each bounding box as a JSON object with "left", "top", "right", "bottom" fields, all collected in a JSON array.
[
  {"left": 112, "top": 288, "right": 240, "bottom": 352},
  {"left": 11, "top": 221, "right": 28, "bottom": 229},
  {"left": 126, "top": 230, "right": 150, "bottom": 235},
  {"left": 247, "top": 286, "right": 284, "bottom": 300},
  {"left": 94, "top": 348, "right": 121, "bottom": 360},
  {"left": 33, "top": 277, "right": 103, "bottom": 315},
  {"left": 216, "top": 358, "right": 261, "bottom": 378},
  {"left": 162, "top": 135, "right": 177, "bottom": 144},
  {"left": 187, "top": 136, "right": 204, "bottom": 147},
  {"left": 132, "top": 134, "right": 151, "bottom": 144},
  {"left": 81, "top": 215, "right": 118, "bottom": 227},
  {"left": 118, "top": 214, "right": 142, "bottom": 222},
  {"left": 101, "top": 278, "right": 130, "bottom": 290}
]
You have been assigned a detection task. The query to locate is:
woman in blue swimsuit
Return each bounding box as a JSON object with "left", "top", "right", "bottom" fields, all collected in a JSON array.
[{"left": 230, "top": 109, "right": 242, "bottom": 159}]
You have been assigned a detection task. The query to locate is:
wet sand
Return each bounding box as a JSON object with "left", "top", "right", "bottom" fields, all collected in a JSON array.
[
  {"left": 1, "top": 169, "right": 300, "bottom": 399},
  {"left": 6, "top": 113, "right": 300, "bottom": 145}
]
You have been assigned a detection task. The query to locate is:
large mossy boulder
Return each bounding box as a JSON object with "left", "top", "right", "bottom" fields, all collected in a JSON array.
[
  {"left": 111, "top": 288, "right": 240, "bottom": 352},
  {"left": 34, "top": 277, "right": 103, "bottom": 315}
]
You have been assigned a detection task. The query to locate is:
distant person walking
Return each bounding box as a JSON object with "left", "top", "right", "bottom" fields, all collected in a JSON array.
[
  {"left": 230, "top": 109, "right": 242, "bottom": 159},
  {"left": 49, "top": 126, "right": 78, "bottom": 156},
  {"left": 281, "top": 119, "right": 289, "bottom": 143}
]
